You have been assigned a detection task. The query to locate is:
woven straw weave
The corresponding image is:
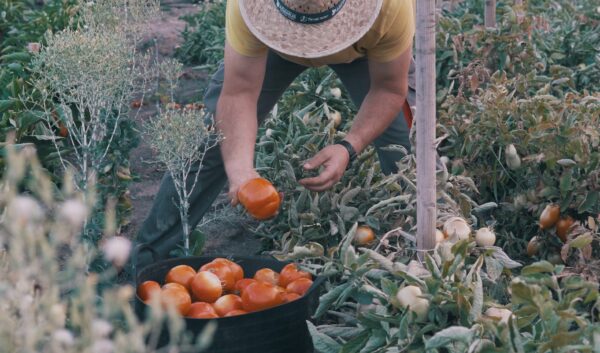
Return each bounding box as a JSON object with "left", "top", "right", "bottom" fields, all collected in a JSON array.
[{"left": 239, "top": 0, "right": 383, "bottom": 58}]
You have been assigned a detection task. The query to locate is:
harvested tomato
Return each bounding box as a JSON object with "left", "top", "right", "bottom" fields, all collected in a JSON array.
[
  {"left": 235, "top": 278, "right": 257, "bottom": 295},
  {"left": 237, "top": 178, "right": 281, "bottom": 220},
  {"left": 165, "top": 265, "right": 196, "bottom": 291},
  {"left": 212, "top": 258, "right": 244, "bottom": 283},
  {"left": 137, "top": 280, "right": 160, "bottom": 303},
  {"left": 212, "top": 294, "right": 244, "bottom": 317},
  {"left": 278, "top": 264, "right": 312, "bottom": 287},
  {"left": 286, "top": 278, "right": 313, "bottom": 296},
  {"left": 254, "top": 268, "right": 280, "bottom": 286},
  {"left": 191, "top": 271, "right": 223, "bottom": 303},
  {"left": 241, "top": 281, "right": 285, "bottom": 313},
  {"left": 161, "top": 284, "right": 192, "bottom": 316},
  {"left": 282, "top": 292, "right": 301, "bottom": 303},
  {"left": 200, "top": 261, "right": 236, "bottom": 292},
  {"left": 186, "top": 302, "right": 219, "bottom": 319},
  {"left": 223, "top": 309, "right": 248, "bottom": 317}
]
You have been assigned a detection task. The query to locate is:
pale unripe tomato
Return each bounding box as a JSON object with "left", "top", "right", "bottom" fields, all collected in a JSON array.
[
  {"left": 435, "top": 229, "right": 446, "bottom": 244},
  {"left": 475, "top": 227, "right": 496, "bottom": 247},
  {"left": 485, "top": 307, "right": 513, "bottom": 324},
  {"left": 505, "top": 144, "right": 521, "bottom": 170},
  {"left": 395, "top": 286, "right": 430, "bottom": 322},
  {"left": 527, "top": 236, "right": 541, "bottom": 257},
  {"left": 443, "top": 217, "right": 471, "bottom": 241}
]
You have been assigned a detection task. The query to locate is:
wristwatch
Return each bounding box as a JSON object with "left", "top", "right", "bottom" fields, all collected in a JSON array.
[{"left": 335, "top": 140, "right": 357, "bottom": 167}]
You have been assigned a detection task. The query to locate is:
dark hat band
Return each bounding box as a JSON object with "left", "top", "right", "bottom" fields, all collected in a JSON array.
[{"left": 274, "top": 0, "right": 347, "bottom": 24}]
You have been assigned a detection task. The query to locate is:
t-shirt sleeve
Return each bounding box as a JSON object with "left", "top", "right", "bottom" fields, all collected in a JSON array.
[
  {"left": 226, "top": 0, "right": 269, "bottom": 57},
  {"left": 368, "top": 0, "right": 416, "bottom": 62}
]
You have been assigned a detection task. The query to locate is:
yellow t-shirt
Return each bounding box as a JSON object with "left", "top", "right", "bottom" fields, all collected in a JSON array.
[{"left": 226, "top": 0, "right": 416, "bottom": 67}]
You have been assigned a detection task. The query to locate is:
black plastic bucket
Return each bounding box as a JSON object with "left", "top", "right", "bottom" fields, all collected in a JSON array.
[{"left": 135, "top": 255, "right": 324, "bottom": 353}]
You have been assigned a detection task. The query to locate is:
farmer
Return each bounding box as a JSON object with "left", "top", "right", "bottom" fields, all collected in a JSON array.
[{"left": 134, "top": 0, "right": 416, "bottom": 269}]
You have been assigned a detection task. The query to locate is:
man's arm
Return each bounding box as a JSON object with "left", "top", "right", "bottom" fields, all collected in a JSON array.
[
  {"left": 216, "top": 42, "right": 267, "bottom": 203},
  {"left": 299, "top": 47, "right": 413, "bottom": 192}
]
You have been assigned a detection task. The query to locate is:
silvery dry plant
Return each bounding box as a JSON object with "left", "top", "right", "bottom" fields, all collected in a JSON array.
[
  {"left": 23, "top": 0, "right": 159, "bottom": 189},
  {"left": 146, "top": 63, "right": 221, "bottom": 254},
  {"left": 0, "top": 141, "right": 214, "bottom": 353}
]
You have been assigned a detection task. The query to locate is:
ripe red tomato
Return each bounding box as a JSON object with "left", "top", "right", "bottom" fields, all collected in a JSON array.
[
  {"left": 161, "top": 284, "right": 192, "bottom": 315},
  {"left": 212, "top": 258, "right": 244, "bottom": 283},
  {"left": 241, "top": 281, "right": 285, "bottom": 313},
  {"left": 186, "top": 302, "right": 219, "bottom": 319},
  {"left": 212, "top": 294, "right": 244, "bottom": 317},
  {"left": 254, "top": 268, "right": 280, "bottom": 286},
  {"left": 165, "top": 265, "right": 196, "bottom": 291},
  {"left": 286, "top": 278, "right": 313, "bottom": 296},
  {"left": 223, "top": 309, "right": 248, "bottom": 317},
  {"left": 278, "top": 263, "right": 312, "bottom": 287},
  {"left": 191, "top": 271, "right": 223, "bottom": 303},
  {"left": 137, "top": 280, "right": 160, "bottom": 303},
  {"left": 235, "top": 278, "right": 257, "bottom": 295},
  {"left": 200, "top": 261, "right": 236, "bottom": 292}
]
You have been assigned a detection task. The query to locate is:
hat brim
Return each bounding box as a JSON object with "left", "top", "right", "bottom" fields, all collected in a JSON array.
[{"left": 239, "top": 0, "right": 383, "bottom": 59}]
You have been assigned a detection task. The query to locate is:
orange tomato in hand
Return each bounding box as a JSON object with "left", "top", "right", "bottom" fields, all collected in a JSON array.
[
  {"left": 278, "top": 263, "right": 312, "bottom": 287},
  {"left": 212, "top": 294, "right": 244, "bottom": 317},
  {"left": 165, "top": 265, "right": 196, "bottom": 291},
  {"left": 187, "top": 302, "right": 219, "bottom": 319},
  {"left": 237, "top": 178, "right": 281, "bottom": 220},
  {"left": 241, "top": 281, "right": 285, "bottom": 313},
  {"left": 137, "top": 280, "right": 161, "bottom": 303},
  {"left": 286, "top": 278, "right": 313, "bottom": 296},
  {"left": 191, "top": 271, "right": 223, "bottom": 303},
  {"left": 254, "top": 268, "right": 280, "bottom": 286},
  {"left": 161, "top": 284, "right": 192, "bottom": 315},
  {"left": 200, "top": 261, "right": 236, "bottom": 292}
]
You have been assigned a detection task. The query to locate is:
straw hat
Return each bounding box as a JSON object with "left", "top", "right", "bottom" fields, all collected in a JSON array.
[{"left": 238, "top": 0, "right": 384, "bottom": 59}]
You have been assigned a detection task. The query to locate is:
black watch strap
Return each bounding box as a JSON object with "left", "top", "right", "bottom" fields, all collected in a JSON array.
[{"left": 336, "top": 140, "right": 357, "bottom": 164}]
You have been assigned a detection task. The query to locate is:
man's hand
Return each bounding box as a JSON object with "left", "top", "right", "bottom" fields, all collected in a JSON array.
[
  {"left": 227, "top": 169, "right": 261, "bottom": 206},
  {"left": 299, "top": 144, "right": 350, "bottom": 192}
]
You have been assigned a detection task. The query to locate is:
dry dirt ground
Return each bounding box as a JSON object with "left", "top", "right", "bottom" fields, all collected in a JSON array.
[{"left": 122, "top": 0, "right": 263, "bottom": 257}]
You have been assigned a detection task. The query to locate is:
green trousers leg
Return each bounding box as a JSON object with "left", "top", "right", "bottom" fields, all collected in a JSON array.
[{"left": 134, "top": 52, "right": 414, "bottom": 270}]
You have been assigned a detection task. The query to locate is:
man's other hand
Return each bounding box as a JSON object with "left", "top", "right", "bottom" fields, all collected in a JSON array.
[{"left": 299, "top": 144, "right": 350, "bottom": 192}]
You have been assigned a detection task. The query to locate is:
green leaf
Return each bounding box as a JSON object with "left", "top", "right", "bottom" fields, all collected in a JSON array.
[
  {"left": 559, "top": 172, "right": 572, "bottom": 194},
  {"left": 314, "top": 283, "right": 350, "bottom": 318},
  {"left": 339, "top": 330, "right": 370, "bottom": 353},
  {"left": 521, "top": 261, "right": 555, "bottom": 275},
  {"left": 569, "top": 233, "right": 593, "bottom": 249},
  {"left": 307, "top": 321, "right": 341, "bottom": 353},
  {"left": 0, "top": 99, "right": 16, "bottom": 112},
  {"left": 578, "top": 191, "right": 599, "bottom": 213},
  {"left": 425, "top": 326, "right": 477, "bottom": 350},
  {"left": 0, "top": 52, "right": 30, "bottom": 63},
  {"left": 380, "top": 277, "right": 398, "bottom": 297}
]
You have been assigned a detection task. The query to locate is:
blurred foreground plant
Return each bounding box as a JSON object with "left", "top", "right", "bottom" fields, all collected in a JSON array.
[{"left": 0, "top": 138, "right": 214, "bottom": 352}]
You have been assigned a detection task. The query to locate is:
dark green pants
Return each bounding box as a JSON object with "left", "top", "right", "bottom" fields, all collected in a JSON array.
[{"left": 134, "top": 51, "right": 415, "bottom": 270}]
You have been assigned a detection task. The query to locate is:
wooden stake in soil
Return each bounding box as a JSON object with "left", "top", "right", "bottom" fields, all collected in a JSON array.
[
  {"left": 485, "top": 0, "right": 497, "bottom": 28},
  {"left": 416, "top": 0, "right": 437, "bottom": 254}
]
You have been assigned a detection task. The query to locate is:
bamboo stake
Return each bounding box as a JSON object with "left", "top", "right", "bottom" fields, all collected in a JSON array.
[
  {"left": 485, "top": 0, "right": 497, "bottom": 28},
  {"left": 416, "top": 0, "right": 437, "bottom": 255}
]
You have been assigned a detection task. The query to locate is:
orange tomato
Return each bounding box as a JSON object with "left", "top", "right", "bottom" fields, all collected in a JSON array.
[
  {"left": 254, "top": 268, "right": 280, "bottom": 286},
  {"left": 137, "top": 280, "right": 161, "bottom": 303},
  {"left": 556, "top": 216, "right": 575, "bottom": 242},
  {"left": 278, "top": 263, "right": 312, "bottom": 287},
  {"left": 161, "top": 284, "right": 192, "bottom": 315},
  {"left": 354, "top": 226, "right": 376, "bottom": 245},
  {"left": 223, "top": 309, "right": 248, "bottom": 317},
  {"left": 186, "top": 302, "right": 219, "bottom": 319},
  {"left": 212, "top": 294, "right": 244, "bottom": 317},
  {"left": 241, "top": 281, "right": 285, "bottom": 313},
  {"left": 165, "top": 265, "right": 196, "bottom": 291},
  {"left": 200, "top": 261, "right": 236, "bottom": 292},
  {"left": 191, "top": 271, "right": 223, "bottom": 303},
  {"left": 237, "top": 178, "right": 281, "bottom": 220},
  {"left": 162, "top": 282, "right": 188, "bottom": 291},
  {"left": 235, "top": 278, "right": 257, "bottom": 295},
  {"left": 286, "top": 278, "right": 313, "bottom": 296},
  {"left": 282, "top": 292, "right": 301, "bottom": 303},
  {"left": 212, "top": 258, "right": 244, "bottom": 283}
]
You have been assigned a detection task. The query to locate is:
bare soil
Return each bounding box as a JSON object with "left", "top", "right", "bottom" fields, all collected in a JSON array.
[{"left": 122, "top": 0, "right": 263, "bottom": 257}]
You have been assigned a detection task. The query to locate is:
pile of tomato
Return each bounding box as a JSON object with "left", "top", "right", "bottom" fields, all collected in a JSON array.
[{"left": 137, "top": 258, "right": 313, "bottom": 319}]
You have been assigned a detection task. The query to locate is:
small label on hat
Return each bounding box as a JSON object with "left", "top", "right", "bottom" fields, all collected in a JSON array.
[{"left": 274, "top": 0, "right": 347, "bottom": 24}]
